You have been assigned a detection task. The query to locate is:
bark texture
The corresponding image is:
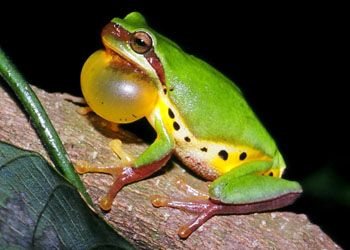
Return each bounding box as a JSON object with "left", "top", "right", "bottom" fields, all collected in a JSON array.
[{"left": 0, "top": 84, "right": 341, "bottom": 249}]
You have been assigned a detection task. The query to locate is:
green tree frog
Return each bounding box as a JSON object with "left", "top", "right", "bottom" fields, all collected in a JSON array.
[{"left": 78, "top": 12, "right": 302, "bottom": 239}]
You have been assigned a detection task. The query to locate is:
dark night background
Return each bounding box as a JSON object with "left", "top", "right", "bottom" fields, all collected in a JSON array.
[{"left": 1, "top": 1, "right": 347, "bottom": 248}]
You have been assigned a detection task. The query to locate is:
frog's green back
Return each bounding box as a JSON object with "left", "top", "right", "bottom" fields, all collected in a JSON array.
[
  {"left": 115, "top": 12, "right": 278, "bottom": 157},
  {"left": 161, "top": 44, "right": 277, "bottom": 157}
]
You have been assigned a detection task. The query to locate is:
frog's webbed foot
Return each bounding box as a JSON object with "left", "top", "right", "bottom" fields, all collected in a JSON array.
[
  {"left": 76, "top": 158, "right": 170, "bottom": 210},
  {"left": 151, "top": 181, "right": 214, "bottom": 239},
  {"left": 75, "top": 140, "right": 138, "bottom": 210},
  {"left": 151, "top": 174, "right": 302, "bottom": 239},
  {"left": 76, "top": 162, "right": 130, "bottom": 210},
  {"left": 151, "top": 195, "right": 228, "bottom": 239},
  {"left": 76, "top": 148, "right": 172, "bottom": 211}
]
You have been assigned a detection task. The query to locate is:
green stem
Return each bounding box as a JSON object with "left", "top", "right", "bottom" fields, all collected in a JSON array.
[{"left": 0, "top": 47, "right": 92, "bottom": 206}]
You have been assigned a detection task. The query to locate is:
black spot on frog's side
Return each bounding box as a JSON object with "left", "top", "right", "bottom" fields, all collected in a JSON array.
[
  {"left": 239, "top": 152, "right": 247, "bottom": 161},
  {"left": 218, "top": 150, "right": 229, "bottom": 161},
  {"left": 184, "top": 136, "right": 191, "bottom": 142},
  {"left": 201, "top": 147, "right": 208, "bottom": 152},
  {"left": 168, "top": 108, "right": 175, "bottom": 119},
  {"left": 173, "top": 121, "right": 180, "bottom": 131}
]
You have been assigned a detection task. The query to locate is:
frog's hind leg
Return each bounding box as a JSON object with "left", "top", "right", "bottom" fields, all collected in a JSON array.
[
  {"left": 151, "top": 160, "right": 302, "bottom": 239},
  {"left": 151, "top": 189, "right": 301, "bottom": 239}
]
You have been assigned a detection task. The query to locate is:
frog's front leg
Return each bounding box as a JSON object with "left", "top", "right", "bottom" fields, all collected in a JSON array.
[
  {"left": 77, "top": 116, "right": 174, "bottom": 211},
  {"left": 152, "top": 161, "right": 302, "bottom": 238}
]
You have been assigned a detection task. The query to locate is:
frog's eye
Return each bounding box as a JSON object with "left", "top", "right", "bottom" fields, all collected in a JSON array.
[{"left": 130, "top": 32, "right": 153, "bottom": 54}]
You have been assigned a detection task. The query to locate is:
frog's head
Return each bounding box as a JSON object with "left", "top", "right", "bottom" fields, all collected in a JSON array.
[
  {"left": 101, "top": 12, "right": 166, "bottom": 85},
  {"left": 81, "top": 12, "right": 164, "bottom": 123}
]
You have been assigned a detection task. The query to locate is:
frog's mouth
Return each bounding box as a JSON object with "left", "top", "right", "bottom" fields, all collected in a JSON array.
[
  {"left": 101, "top": 22, "right": 166, "bottom": 87},
  {"left": 102, "top": 40, "right": 148, "bottom": 78}
]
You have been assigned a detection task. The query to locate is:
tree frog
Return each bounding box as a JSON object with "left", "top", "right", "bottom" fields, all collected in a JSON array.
[{"left": 78, "top": 12, "right": 302, "bottom": 239}]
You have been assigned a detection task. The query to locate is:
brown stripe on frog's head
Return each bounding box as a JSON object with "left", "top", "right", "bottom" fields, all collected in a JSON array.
[{"left": 101, "top": 22, "right": 166, "bottom": 89}]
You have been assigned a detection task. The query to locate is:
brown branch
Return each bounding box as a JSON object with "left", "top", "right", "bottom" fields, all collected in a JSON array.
[{"left": 0, "top": 84, "right": 341, "bottom": 249}]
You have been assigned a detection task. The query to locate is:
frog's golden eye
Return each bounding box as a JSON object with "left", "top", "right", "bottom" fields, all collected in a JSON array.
[{"left": 130, "top": 31, "right": 153, "bottom": 54}]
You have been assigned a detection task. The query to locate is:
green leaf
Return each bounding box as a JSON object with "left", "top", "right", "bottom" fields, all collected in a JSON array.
[
  {"left": 0, "top": 142, "right": 134, "bottom": 249},
  {"left": 0, "top": 47, "right": 91, "bottom": 205}
]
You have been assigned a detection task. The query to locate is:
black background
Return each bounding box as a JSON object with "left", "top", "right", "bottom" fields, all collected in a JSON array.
[{"left": 1, "top": 1, "right": 347, "bottom": 248}]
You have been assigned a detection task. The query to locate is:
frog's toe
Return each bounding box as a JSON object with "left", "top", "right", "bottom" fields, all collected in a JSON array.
[
  {"left": 151, "top": 195, "right": 170, "bottom": 207},
  {"left": 99, "top": 178, "right": 126, "bottom": 211},
  {"left": 174, "top": 178, "right": 209, "bottom": 199},
  {"left": 75, "top": 164, "right": 89, "bottom": 174},
  {"left": 107, "top": 122, "right": 120, "bottom": 132},
  {"left": 100, "top": 196, "right": 113, "bottom": 211},
  {"left": 151, "top": 196, "right": 226, "bottom": 239},
  {"left": 75, "top": 162, "right": 123, "bottom": 175},
  {"left": 74, "top": 161, "right": 96, "bottom": 174},
  {"left": 77, "top": 106, "right": 93, "bottom": 115},
  {"left": 151, "top": 195, "right": 211, "bottom": 213},
  {"left": 109, "top": 139, "right": 134, "bottom": 164},
  {"left": 176, "top": 202, "right": 221, "bottom": 239}
]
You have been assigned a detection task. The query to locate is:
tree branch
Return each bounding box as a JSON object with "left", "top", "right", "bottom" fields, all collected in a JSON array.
[{"left": 0, "top": 84, "right": 340, "bottom": 249}]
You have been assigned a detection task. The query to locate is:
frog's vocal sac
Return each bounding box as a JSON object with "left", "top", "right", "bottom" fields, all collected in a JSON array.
[{"left": 78, "top": 12, "right": 302, "bottom": 239}]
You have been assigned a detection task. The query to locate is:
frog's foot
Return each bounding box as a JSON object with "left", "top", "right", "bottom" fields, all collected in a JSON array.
[
  {"left": 75, "top": 163, "right": 131, "bottom": 210},
  {"left": 109, "top": 139, "right": 133, "bottom": 164},
  {"left": 76, "top": 153, "right": 172, "bottom": 211},
  {"left": 151, "top": 189, "right": 301, "bottom": 239},
  {"left": 77, "top": 106, "right": 120, "bottom": 132},
  {"left": 77, "top": 106, "right": 93, "bottom": 115},
  {"left": 151, "top": 196, "right": 228, "bottom": 239}
]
